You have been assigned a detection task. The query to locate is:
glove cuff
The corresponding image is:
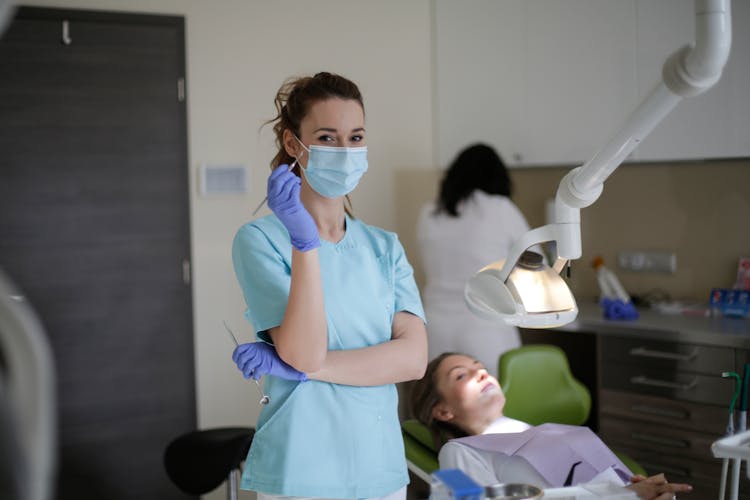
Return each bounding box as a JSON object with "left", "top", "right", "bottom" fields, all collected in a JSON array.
[{"left": 291, "top": 235, "right": 321, "bottom": 252}]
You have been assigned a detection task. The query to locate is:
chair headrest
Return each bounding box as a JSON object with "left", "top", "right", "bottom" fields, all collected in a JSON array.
[{"left": 402, "top": 420, "right": 436, "bottom": 451}]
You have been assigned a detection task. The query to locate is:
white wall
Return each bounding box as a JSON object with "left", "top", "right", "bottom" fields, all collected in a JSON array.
[{"left": 21, "top": 1, "right": 435, "bottom": 498}]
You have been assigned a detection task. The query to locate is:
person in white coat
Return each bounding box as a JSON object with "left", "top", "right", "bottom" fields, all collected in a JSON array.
[{"left": 416, "top": 144, "right": 530, "bottom": 376}]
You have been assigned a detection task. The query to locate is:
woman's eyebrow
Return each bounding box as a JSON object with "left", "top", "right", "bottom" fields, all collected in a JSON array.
[
  {"left": 445, "top": 360, "right": 483, "bottom": 378},
  {"left": 312, "top": 127, "right": 366, "bottom": 134},
  {"left": 446, "top": 365, "right": 466, "bottom": 376}
]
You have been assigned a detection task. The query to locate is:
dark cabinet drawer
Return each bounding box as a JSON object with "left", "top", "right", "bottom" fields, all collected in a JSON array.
[
  {"left": 595, "top": 334, "right": 742, "bottom": 500},
  {"left": 601, "top": 336, "right": 734, "bottom": 375},
  {"left": 600, "top": 415, "right": 718, "bottom": 462},
  {"left": 599, "top": 389, "right": 726, "bottom": 435},
  {"left": 600, "top": 362, "right": 734, "bottom": 406}
]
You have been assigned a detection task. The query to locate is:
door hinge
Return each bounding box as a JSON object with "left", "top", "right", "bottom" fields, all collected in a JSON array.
[
  {"left": 177, "top": 78, "right": 186, "bottom": 102},
  {"left": 182, "top": 258, "right": 191, "bottom": 285}
]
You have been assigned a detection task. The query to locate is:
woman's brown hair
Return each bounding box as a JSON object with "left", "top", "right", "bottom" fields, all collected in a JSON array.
[
  {"left": 264, "top": 72, "right": 364, "bottom": 216},
  {"left": 409, "top": 352, "right": 469, "bottom": 449}
]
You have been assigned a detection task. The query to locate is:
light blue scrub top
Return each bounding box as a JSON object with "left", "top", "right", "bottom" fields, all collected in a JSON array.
[{"left": 232, "top": 214, "right": 426, "bottom": 499}]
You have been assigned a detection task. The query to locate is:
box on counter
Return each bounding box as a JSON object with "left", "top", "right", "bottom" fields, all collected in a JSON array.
[{"left": 710, "top": 288, "right": 750, "bottom": 318}]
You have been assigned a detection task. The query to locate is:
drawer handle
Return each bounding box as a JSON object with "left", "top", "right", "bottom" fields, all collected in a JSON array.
[
  {"left": 631, "top": 432, "right": 690, "bottom": 449},
  {"left": 636, "top": 461, "right": 690, "bottom": 478},
  {"left": 629, "top": 347, "right": 698, "bottom": 362},
  {"left": 630, "top": 375, "right": 697, "bottom": 391},
  {"left": 630, "top": 404, "right": 690, "bottom": 420}
]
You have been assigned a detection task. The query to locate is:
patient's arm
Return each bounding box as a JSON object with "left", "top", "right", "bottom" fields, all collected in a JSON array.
[{"left": 627, "top": 474, "right": 692, "bottom": 499}]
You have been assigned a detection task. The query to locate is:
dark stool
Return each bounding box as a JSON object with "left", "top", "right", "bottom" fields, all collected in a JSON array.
[{"left": 164, "top": 427, "right": 255, "bottom": 500}]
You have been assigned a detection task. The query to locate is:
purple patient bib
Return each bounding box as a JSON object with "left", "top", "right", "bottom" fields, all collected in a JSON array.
[{"left": 454, "top": 423, "right": 632, "bottom": 487}]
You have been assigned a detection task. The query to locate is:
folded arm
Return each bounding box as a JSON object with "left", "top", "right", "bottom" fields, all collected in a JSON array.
[
  {"left": 268, "top": 248, "right": 328, "bottom": 372},
  {"left": 306, "top": 311, "right": 427, "bottom": 386}
]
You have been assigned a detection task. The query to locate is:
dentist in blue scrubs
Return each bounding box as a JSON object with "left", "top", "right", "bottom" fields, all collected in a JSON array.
[{"left": 231, "top": 72, "right": 428, "bottom": 500}]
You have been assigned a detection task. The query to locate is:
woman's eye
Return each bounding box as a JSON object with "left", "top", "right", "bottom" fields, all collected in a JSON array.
[
  {"left": 455, "top": 373, "right": 465, "bottom": 381},
  {"left": 350, "top": 134, "right": 364, "bottom": 142},
  {"left": 317, "top": 135, "right": 335, "bottom": 143}
]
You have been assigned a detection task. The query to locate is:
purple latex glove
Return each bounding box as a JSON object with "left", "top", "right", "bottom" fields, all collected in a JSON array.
[
  {"left": 267, "top": 164, "right": 320, "bottom": 252},
  {"left": 232, "top": 342, "right": 308, "bottom": 382}
]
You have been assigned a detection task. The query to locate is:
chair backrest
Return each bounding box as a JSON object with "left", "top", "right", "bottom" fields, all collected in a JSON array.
[
  {"left": 498, "top": 344, "right": 591, "bottom": 426},
  {"left": 401, "top": 419, "right": 440, "bottom": 479}
]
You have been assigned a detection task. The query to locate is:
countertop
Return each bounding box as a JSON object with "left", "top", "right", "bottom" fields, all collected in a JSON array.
[{"left": 553, "top": 301, "right": 750, "bottom": 349}]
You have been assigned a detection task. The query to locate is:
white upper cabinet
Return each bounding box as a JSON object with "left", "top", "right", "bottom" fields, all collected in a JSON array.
[
  {"left": 434, "top": 0, "right": 749, "bottom": 167},
  {"left": 633, "top": 0, "right": 750, "bottom": 161},
  {"left": 434, "top": 0, "right": 527, "bottom": 168},
  {"left": 522, "top": 1, "right": 637, "bottom": 167}
]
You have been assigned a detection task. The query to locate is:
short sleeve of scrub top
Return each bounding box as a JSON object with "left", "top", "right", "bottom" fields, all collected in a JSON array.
[
  {"left": 232, "top": 220, "right": 291, "bottom": 342},
  {"left": 393, "top": 234, "right": 426, "bottom": 322},
  {"left": 231, "top": 214, "right": 425, "bottom": 499}
]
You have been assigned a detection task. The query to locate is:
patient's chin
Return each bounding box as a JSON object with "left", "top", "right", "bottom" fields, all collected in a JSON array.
[
  {"left": 479, "top": 388, "right": 505, "bottom": 414},
  {"left": 488, "top": 392, "right": 506, "bottom": 414}
]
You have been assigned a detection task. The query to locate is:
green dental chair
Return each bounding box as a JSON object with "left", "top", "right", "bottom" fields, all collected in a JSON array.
[
  {"left": 498, "top": 344, "right": 645, "bottom": 476},
  {"left": 499, "top": 343, "right": 592, "bottom": 426},
  {"left": 402, "top": 418, "right": 440, "bottom": 483},
  {"left": 402, "top": 344, "right": 646, "bottom": 482}
]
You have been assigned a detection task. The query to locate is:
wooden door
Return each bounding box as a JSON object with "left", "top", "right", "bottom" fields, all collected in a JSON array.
[{"left": 0, "top": 8, "right": 195, "bottom": 499}]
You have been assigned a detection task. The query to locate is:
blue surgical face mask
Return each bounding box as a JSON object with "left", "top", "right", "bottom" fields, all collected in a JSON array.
[{"left": 294, "top": 136, "right": 368, "bottom": 198}]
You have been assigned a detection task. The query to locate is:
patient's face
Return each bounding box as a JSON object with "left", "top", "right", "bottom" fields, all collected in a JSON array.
[{"left": 432, "top": 354, "right": 506, "bottom": 434}]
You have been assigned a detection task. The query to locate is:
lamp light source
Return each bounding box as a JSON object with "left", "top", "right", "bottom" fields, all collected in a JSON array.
[{"left": 465, "top": 0, "right": 732, "bottom": 329}]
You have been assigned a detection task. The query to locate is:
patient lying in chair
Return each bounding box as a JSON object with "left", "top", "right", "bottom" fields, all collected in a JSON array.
[{"left": 410, "top": 353, "right": 693, "bottom": 500}]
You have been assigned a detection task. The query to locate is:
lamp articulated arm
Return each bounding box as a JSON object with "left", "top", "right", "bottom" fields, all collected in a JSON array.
[{"left": 468, "top": 0, "right": 732, "bottom": 327}]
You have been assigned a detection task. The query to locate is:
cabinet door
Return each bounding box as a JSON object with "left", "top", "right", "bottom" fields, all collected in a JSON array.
[
  {"left": 0, "top": 8, "right": 195, "bottom": 500},
  {"left": 434, "top": 0, "right": 638, "bottom": 168},
  {"left": 634, "top": 0, "right": 750, "bottom": 161},
  {"left": 434, "top": 0, "right": 526, "bottom": 167},
  {"left": 522, "top": 0, "right": 637, "bottom": 166}
]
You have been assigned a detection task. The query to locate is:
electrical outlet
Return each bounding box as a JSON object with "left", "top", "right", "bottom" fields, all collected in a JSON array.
[{"left": 617, "top": 250, "right": 677, "bottom": 273}]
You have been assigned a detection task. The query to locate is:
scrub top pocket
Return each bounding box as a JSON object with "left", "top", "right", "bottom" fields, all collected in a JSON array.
[{"left": 319, "top": 245, "right": 395, "bottom": 350}]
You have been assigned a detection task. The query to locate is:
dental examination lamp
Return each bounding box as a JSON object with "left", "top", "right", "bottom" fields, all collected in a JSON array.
[
  {"left": 0, "top": 267, "right": 56, "bottom": 500},
  {"left": 465, "top": 0, "right": 732, "bottom": 329}
]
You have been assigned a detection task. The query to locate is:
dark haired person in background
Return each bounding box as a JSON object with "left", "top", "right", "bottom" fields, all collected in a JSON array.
[{"left": 417, "top": 144, "right": 532, "bottom": 376}]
